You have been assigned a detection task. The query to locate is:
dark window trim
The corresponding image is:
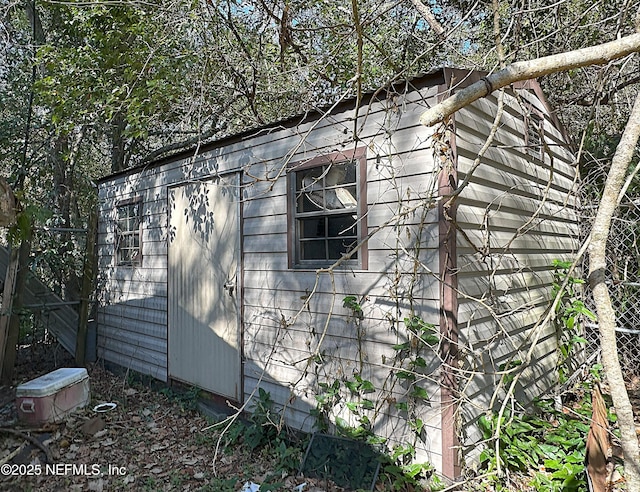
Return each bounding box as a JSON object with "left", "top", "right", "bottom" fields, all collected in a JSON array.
[
  {"left": 287, "top": 147, "right": 368, "bottom": 270},
  {"left": 115, "top": 196, "right": 143, "bottom": 267}
]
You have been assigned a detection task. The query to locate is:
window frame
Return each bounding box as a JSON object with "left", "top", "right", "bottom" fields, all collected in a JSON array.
[
  {"left": 287, "top": 147, "right": 368, "bottom": 270},
  {"left": 525, "top": 109, "right": 544, "bottom": 160},
  {"left": 115, "top": 196, "right": 143, "bottom": 267}
]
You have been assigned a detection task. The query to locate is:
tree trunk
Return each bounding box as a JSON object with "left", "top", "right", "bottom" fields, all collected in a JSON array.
[{"left": 588, "top": 90, "right": 640, "bottom": 491}]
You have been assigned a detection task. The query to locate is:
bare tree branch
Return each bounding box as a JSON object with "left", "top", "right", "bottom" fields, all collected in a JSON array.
[
  {"left": 407, "top": 0, "right": 445, "bottom": 39},
  {"left": 420, "top": 32, "right": 640, "bottom": 127}
]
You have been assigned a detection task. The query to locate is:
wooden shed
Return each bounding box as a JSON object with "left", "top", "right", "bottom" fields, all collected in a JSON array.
[{"left": 95, "top": 68, "right": 579, "bottom": 479}]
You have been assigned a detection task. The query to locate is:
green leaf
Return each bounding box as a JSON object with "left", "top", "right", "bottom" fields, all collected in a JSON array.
[
  {"left": 411, "top": 356, "right": 427, "bottom": 368},
  {"left": 344, "top": 380, "right": 359, "bottom": 393},
  {"left": 410, "top": 386, "right": 429, "bottom": 400},
  {"left": 361, "top": 399, "right": 375, "bottom": 410},
  {"left": 396, "top": 370, "right": 416, "bottom": 381},
  {"left": 395, "top": 402, "right": 409, "bottom": 412},
  {"left": 359, "top": 379, "right": 375, "bottom": 393},
  {"left": 345, "top": 401, "right": 359, "bottom": 412},
  {"left": 409, "top": 418, "right": 424, "bottom": 434},
  {"left": 392, "top": 342, "right": 410, "bottom": 351}
]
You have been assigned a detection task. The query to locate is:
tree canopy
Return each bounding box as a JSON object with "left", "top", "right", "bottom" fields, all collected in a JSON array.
[{"left": 1, "top": 0, "right": 640, "bottom": 486}]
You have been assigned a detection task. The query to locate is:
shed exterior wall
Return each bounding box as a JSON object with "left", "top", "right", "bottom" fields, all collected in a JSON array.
[
  {"left": 96, "top": 79, "right": 446, "bottom": 470},
  {"left": 452, "top": 86, "right": 579, "bottom": 455},
  {"left": 95, "top": 71, "right": 579, "bottom": 478}
]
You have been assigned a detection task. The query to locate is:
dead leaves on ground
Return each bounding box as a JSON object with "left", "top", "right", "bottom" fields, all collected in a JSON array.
[{"left": 0, "top": 365, "right": 346, "bottom": 491}]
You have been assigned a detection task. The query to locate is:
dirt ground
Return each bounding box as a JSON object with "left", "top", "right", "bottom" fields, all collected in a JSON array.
[{"left": 0, "top": 342, "right": 350, "bottom": 492}]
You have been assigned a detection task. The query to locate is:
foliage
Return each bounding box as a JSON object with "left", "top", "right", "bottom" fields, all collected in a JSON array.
[
  {"left": 236, "top": 388, "right": 306, "bottom": 478},
  {"left": 477, "top": 385, "right": 614, "bottom": 492},
  {"left": 551, "top": 259, "right": 596, "bottom": 383},
  {"left": 159, "top": 385, "right": 202, "bottom": 412},
  {"left": 308, "top": 298, "right": 442, "bottom": 490}
]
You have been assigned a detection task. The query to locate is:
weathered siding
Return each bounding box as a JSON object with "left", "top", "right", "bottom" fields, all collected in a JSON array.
[
  {"left": 95, "top": 71, "right": 579, "bottom": 479},
  {"left": 453, "top": 88, "right": 579, "bottom": 453},
  {"left": 96, "top": 81, "right": 446, "bottom": 468},
  {"left": 240, "top": 84, "right": 445, "bottom": 468}
]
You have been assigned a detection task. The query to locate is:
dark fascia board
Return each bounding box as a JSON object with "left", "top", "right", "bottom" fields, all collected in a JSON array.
[
  {"left": 98, "top": 66, "right": 572, "bottom": 183},
  {"left": 98, "top": 69, "right": 450, "bottom": 183}
]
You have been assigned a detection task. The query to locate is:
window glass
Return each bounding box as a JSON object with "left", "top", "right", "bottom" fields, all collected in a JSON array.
[
  {"left": 116, "top": 199, "right": 142, "bottom": 266},
  {"left": 291, "top": 156, "right": 364, "bottom": 266}
]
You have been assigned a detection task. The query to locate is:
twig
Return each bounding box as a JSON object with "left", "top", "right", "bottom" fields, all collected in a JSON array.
[
  {"left": 0, "top": 428, "right": 54, "bottom": 463},
  {"left": 0, "top": 440, "right": 26, "bottom": 465}
]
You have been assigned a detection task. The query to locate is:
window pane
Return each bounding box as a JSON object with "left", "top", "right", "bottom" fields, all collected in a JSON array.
[
  {"left": 292, "top": 157, "right": 362, "bottom": 265},
  {"left": 300, "top": 217, "right": 325, "bottom": 238},
  {"left": 116, "top": 200, "right": 142, "bottom": 266},
  {"left": 327, "top": 215, "right": 357, "bottom": 238},
  {"left": 327, "top": 239, "right": 357, "bottom": 260},
  {"left": 301, "top": 240, "right": 326, "bottom": 260},
  {"left": 298, "top": 192, "right": 324, "bottom": 213},
  {"left": 331, "top": 163, "right": 356, "bottom": 185}
]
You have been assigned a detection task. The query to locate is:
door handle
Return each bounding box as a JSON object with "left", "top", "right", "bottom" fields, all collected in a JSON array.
[{"left": 224, "top": 281, "right": 235, "bottom": 296}]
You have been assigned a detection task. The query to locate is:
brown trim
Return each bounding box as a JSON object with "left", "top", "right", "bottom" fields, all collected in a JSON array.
[
  {"left": 115, "top": 196, "right": 142, "bottom": 207},
  {"left": 286, "top": 146, "right": 368, "bottom": 270},
  {"left": 238, "top": 171, "right": 246, "bottom": 404},
  {"left": 436, "top": 84, "right": 462, "bottom": 479}
]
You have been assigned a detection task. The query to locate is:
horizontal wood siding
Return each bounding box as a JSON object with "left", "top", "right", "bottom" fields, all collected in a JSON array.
[
  {"left": 241, "top": 87, "right": 444, "bottom": 471},
  {"left": 453, "top": 89, "right": 579, "bottom": 456},
  {"left": 96, "top": 82, "right": 445, "bottom": 471},
  {"left": 95, "top": 74, "right": 578, "bottom": 476}
]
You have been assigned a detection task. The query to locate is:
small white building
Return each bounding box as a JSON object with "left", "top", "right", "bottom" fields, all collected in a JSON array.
[{"left": 95, "top": 68, "right": 579, "bottom": 479}]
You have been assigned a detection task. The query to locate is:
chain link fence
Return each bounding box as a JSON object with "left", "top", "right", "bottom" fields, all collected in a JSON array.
[{"left": 581, "top": 170, "right": 640, "bottom": 379}]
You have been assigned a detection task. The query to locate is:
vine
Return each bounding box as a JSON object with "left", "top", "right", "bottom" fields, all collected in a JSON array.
[
  {"left": 551, "top": 259, "right": 595, "bottom": 383},
  {"left": 307, "top": 296, "right": 444, "bottom": 490}
]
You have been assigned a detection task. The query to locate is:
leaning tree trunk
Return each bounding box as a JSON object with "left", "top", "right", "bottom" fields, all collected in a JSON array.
[{"left": 588, "top": 90, "right": 640, "bottom": 492}]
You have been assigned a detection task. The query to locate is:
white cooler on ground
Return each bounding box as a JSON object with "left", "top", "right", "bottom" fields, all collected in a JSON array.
[{"left": 16, "top": 368, "right": 90, "bottom": 424}]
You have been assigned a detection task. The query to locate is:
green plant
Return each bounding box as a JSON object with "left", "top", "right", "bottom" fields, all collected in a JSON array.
[
  {"left": 241, "top": 388, "right": 305, "bottom": 476},
  {"left": 244, "top": 388, "right": 280, "bottom": 451},
  {"left": 477, "top": 388, "right": 608, "bottom": 492},
  {"left": 312, "top": 379, "right": 342, "bottom": 433},
  {"left": 343, "top": 295, "right": 364, "bottom": 320},
  {"left": 382, "top": 444, "right": 447, "bottom": 490},
  {"left": 551, "top": 259, "right": 595, "bottom": 383},
  {"left": 309, "top": 308, "right": 442, "bottom": 490},
  {"left": 159, "top": 385, "right": 201, "bottom": 411}
]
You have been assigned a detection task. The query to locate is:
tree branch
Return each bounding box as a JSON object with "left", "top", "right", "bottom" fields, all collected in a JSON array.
[
  {"left": 408, "top": 0, "right": 445, "bottom": 39},
  {"left": 588, "top": 89, "right": 640, "bottom": 491},
  {"left": 420, "top": 32, "right": 640, "bottom": 127}
]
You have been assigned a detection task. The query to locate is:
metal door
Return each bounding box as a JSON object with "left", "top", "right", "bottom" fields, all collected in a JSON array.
[{"left": 168, "top": 175, "right": 241, "bottom": 400}]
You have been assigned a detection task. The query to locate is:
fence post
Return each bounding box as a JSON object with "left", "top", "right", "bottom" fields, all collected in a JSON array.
[
  {"left": 76, "top": 210, "right": 97, "bottom": 365},
  {"left": 1, "top": 233, "right": 32, "bottom": 383}
]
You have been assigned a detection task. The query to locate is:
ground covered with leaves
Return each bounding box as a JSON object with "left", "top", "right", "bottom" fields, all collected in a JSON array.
[
  {"left": 0, "top": 343, "right": 352, "bottom": 492},
  {"left": 2, "top": 343, "right": 640, "bottom": 492}
]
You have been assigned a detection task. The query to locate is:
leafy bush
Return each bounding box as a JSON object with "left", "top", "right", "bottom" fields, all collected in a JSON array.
[{"left": 477, "top": 388, "right": 613, "bottom": 491}]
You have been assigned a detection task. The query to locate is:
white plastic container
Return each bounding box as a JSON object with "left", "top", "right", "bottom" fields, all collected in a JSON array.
[{"left": 16, "top": 368, "right": 90, "bottom": 424}]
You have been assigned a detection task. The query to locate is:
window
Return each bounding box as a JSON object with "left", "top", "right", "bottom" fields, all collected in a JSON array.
[
  {"left": 288, "top": 148, "right": 367, "bottom": 268},
  {"left": 526, "top": 111, "right": 544, "bottom": 159},
  {"left": 115, "top": 197, "right": 142, "bottom": 266}
]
